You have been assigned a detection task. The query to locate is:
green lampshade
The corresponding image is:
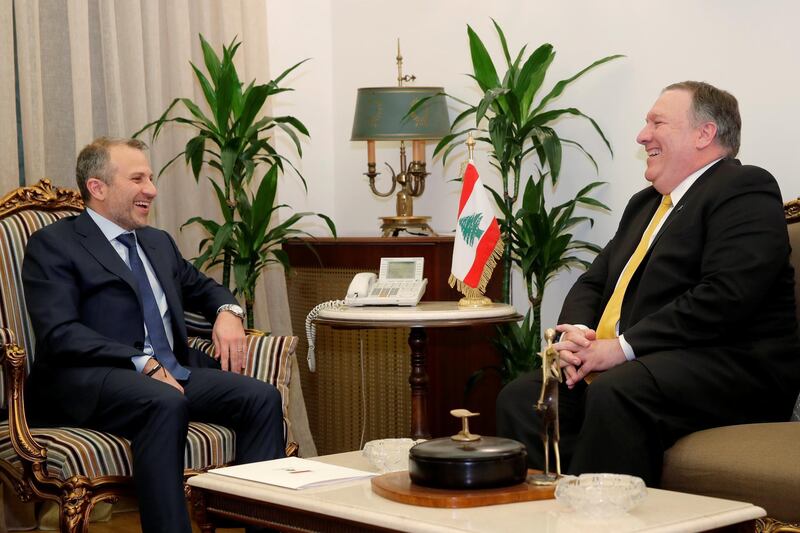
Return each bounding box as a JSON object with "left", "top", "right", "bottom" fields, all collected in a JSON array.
[{"left": 351, "top": 87, "right": 450, "bottom": 141}]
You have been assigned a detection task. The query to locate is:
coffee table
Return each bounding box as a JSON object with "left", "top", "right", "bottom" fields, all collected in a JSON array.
[{"left": 189, "top": 451, "right": 765, "bottom": 532}]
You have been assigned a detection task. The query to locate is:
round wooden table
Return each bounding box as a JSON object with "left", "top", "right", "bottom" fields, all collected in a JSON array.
[{"left": 315, "top": 301, "right": 521, "bottom": 439}]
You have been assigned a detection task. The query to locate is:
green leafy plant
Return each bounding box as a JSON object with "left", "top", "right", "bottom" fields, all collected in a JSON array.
[
  {"left": 135, "top": 35, "right": 335, "bottom": 328},
  {"left": 414, "top": 21, "right": 618, "bottom": 379},
  {"left": 466, "top": 309, "right": 539, "bottom": 389},
  {"left": 492, "top": 173, "right": 608, "bottom": 375}
]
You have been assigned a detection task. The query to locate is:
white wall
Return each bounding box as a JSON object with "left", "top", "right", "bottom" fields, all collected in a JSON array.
[
  {"left": 265, "top": 0, "right": 337, "bottom": 236},
  {"left": 266, "top": 0, "right": 800, "bottom": 328}
]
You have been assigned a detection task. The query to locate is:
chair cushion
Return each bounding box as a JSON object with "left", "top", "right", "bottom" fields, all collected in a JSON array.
[
  {"left": 662, "top": 422, "right": 800, "bottom": 522},
  {"left": 0, "top": 421, "right": 235, "bottom": 480}
]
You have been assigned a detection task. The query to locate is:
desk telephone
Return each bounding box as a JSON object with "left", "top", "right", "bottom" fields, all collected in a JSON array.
[
  {"left": 345, "top": 257, "right": 427, "bottom": 306},
  {"left": 304, "top": 257, "right": 427, "bottom": 372}
]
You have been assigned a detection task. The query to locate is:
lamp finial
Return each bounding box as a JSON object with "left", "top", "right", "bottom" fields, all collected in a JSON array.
[
  {"left": 397, "top": 39, "right": 403, "bottom": 87},
  {"left": 396, "top": 39, "right": 415, "bottom": 87},
  {"left": 466, "top": 132, "right": 476, "bottom": 162}
]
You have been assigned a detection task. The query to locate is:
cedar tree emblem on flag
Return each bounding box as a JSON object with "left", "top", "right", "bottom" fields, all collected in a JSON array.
[
  {"left": 459, "top": 213, "right": 484, "bottom": 246},
  {"left": 449, "top": 163, "right": 503, "bottom": 294}
]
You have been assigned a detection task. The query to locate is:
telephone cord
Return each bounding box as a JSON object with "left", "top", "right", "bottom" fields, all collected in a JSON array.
[
  {"left": 359, "top": 335, "right": 367, "bottom": 450},
  {"left": 304, "top": 299, "right": 344, "bottom": 372}
]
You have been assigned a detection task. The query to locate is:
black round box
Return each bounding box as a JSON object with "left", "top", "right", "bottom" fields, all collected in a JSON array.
[{"left": 408, "top": 436, "right": 527, "bottom": 490}]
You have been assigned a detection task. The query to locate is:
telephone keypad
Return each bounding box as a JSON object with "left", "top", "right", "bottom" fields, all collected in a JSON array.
[{"left": 370, "top": 281, "right": 416, "bottom": 298}]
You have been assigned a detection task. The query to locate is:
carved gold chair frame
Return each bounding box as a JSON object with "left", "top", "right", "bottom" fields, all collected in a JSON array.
[{"left": 0, "top": 179, "right": 297, "bottom": 532}]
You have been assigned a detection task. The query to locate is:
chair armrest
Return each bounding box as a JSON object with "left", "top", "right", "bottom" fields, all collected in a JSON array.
[
  {"left": 0, "top": 327, "right": 15, "bottom": 345},
  {"left": 187, "top": 332, "right": 299, "bottom": 453},
  {"left": 187, "top": 331, "right": 297, "bottom": 382},
  {"left": 184, "top": 311, "right": 213, "bottom": 339},
  {"left": 1, "top": 330, "right": 47, "bottom": 465}
]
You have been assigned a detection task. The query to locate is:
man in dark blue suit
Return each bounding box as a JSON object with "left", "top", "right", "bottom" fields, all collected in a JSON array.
[
  {"left": 23, "top": 137, "right": 285, "bottom": 533},
  {"left": 497, "top": 82, "right": 800, "bottom": 486}
]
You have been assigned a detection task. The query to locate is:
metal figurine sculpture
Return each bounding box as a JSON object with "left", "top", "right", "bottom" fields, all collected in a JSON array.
[{"left": 528, "top": 328, "right": 562, "bottom": 485}]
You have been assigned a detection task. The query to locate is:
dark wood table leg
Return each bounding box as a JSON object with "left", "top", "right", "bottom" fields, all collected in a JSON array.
[
  {"left": 190, "top": 486, "right": 216, "bottom": 532},
  {"left": 408, "top": 327, "right": 430, "bottom": 439}
]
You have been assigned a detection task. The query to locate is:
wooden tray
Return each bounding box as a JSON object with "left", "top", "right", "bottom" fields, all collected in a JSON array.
[{"left": 371, "top": 471, "right": 556, "bottom": 508}]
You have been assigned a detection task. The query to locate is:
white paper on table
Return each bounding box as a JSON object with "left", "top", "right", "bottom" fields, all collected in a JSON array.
[{"left": 209, "top": 457, "right": 377, "bottom": 490}]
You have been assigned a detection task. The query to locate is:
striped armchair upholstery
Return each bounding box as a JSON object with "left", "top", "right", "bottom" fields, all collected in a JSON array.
[{"left": 0, "top": 180, "right": 297, "bottom": 533}]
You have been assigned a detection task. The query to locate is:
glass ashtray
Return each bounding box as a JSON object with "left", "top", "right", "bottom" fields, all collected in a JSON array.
[
  {"left": 555, "top": 473, "right": 647, "bottom": 518},
  {"left": 362, "top": 438, "right": 422, "bottom": 473}
]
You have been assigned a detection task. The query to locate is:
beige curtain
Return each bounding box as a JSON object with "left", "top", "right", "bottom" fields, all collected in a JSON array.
[
  {"left": 11, "top": 0, "right": 316, "bottom": 459},
  {"left": 0, "top": 1, "right": 19, "bottom": 192},
  {"left": 12, "top": 0, "right": 281, "bottom": 329},
  {"left": 7, "top": 0, "right": 316, "bottom": 496}
]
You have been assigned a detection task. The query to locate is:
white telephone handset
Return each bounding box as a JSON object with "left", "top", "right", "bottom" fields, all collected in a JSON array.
[{"left": 344, "top": 272, "right": 377, "bottom": 305}]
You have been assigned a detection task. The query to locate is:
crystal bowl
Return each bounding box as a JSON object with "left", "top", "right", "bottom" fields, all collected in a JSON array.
[
  {"left": 555, "top": 473, "right": 647, "bottom": 518},
  {"left": 362, "top": 438, "right": 421, "bottom": 473}
]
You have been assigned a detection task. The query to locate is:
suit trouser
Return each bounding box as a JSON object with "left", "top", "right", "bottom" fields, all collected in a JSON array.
[
  {"left": 88, "top": 367, "right": 285, "bottom": 533},
  {"left": 496, "top": 348, "right": 799, "bottom": 487},
  {"left": 495, "top": 360, "right": 702, "bottom": 486}
]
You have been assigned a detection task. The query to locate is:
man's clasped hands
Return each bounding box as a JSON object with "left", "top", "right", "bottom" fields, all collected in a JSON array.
[{"left": 553, "top": 324, "right": 628, "bottom": 388}]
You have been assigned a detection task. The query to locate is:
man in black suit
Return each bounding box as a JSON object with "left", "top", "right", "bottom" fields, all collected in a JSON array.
[
  {"left": 496, "top": 81, "right": 800, "bottom": 485},
  {"left": 23, "top": 137, "right": 285, "bottom": 533}
]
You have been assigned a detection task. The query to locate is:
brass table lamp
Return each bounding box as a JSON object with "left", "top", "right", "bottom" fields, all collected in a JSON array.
[{"left": 351, "top": 43, "right": 450, "bottom": 236}]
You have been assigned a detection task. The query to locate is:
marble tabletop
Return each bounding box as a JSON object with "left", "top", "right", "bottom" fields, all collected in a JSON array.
[
  {"left": 188, "top": 451, "right": 765, "bottom": 533},
  {"left": 317, "top": 301, "right": 518, "bottom": 324}
]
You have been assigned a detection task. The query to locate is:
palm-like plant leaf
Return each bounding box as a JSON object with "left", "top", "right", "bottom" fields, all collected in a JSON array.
[
  {"left": 530, "top": 54, "right": 625, "bottom": 117},
  {"left": 135, "top": 34, "right": 334, "bottom": 327},
  {"left": 467, "top": 25, "right": 501, "bottom": 93},
  {"left": 430, "top": 21, "right": 620, "bottom": 378}
]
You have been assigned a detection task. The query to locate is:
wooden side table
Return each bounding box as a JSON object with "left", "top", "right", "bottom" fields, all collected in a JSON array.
[
  {"left": 315, "top": 302, "right": 521, "bottom": 439},
  {"left": 285, "top": 237, "right": 507, "bottom": 450}
]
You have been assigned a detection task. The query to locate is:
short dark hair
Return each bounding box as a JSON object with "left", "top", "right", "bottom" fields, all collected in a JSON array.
[
  {"left": 663, "top": 81, "right": 741, "bottom": 157},
  {"left": 75, "top": 137, "right": 148, "bottom": 201}
]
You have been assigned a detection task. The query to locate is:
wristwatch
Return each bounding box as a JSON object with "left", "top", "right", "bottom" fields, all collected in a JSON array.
[{"left": 218, "top": 303, "right": 245, "bottom": 320}]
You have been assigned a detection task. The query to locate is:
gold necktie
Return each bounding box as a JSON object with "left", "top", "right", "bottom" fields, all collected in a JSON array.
[{"left": 596, "top": 194, "right": 672, "bottom": 339}]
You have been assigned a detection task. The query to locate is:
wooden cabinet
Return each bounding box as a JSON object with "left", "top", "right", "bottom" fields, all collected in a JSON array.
[{"left": 284, "top": 237, "right": 507, "bottom": 454}]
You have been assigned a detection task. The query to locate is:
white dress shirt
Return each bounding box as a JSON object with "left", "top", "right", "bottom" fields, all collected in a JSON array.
[{"left": 86, "top": 208, "right": 174, "bottom": 372}]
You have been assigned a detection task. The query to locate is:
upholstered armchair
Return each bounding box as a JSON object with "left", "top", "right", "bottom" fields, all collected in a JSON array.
[
  {"left": 0, "top": 179, "right": 298, "bottom": 532},
  {"left": 661, "top": 197, "right": 800, "bottom": 532}
]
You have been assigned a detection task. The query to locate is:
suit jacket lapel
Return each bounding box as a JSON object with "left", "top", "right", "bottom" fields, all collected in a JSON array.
[
  {"left": 649, "top": 159, "right": 720, "bottom": 247},
  {"left": 650, "top": 201, "right": 684, "bottom": 246},
  {"left": 610, "top": 192, "right": 661, "bottom": 279},
  {"left": 75, "top": 214, "right": 189, "bottom": 349},
  {"left": 136, "top": 229, "right": 187, "bottom": 340},
  {"left": 75, "top": 212, "right": 140, "bottom": 297},
  {"left": 612, "top": 188, "right": 683, "bottom": 289}
]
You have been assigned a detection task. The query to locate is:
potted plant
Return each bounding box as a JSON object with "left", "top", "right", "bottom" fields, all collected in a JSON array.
[
  {"left": 421, "top": 21, "right": 620, "bottom": 379},
  {"left": 135, "top": 35, "right": 334, "bottom": 328}
]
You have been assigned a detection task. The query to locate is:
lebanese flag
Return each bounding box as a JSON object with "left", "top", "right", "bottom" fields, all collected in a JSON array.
[{"left": 449, "top": 162, "right": 503, "bottom": 293}]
